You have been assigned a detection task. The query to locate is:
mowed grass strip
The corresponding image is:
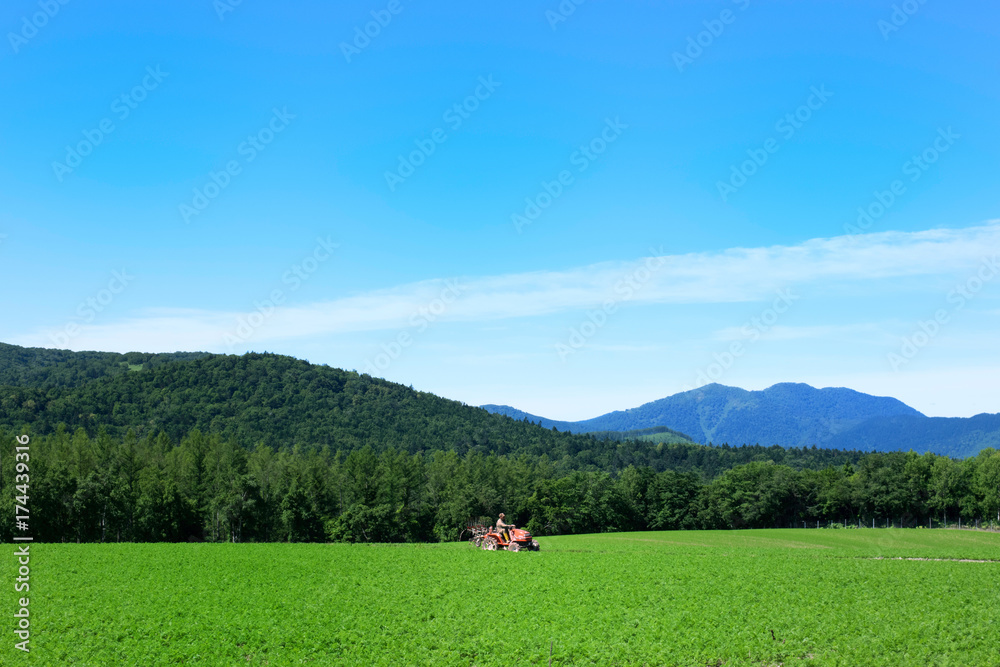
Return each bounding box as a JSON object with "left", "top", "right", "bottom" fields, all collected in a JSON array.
[{"left": 3, "top": 530, "right": 997, "bottom": 666}]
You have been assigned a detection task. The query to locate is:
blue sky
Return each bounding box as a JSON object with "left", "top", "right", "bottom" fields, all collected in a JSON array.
[{"left": 2, "top": 0, "right": 998, "bottom": 420}]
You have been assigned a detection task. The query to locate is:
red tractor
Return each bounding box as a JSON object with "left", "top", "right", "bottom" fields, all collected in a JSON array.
[{"left": 465, "top": 517, "right": 540, "bottom": 552}]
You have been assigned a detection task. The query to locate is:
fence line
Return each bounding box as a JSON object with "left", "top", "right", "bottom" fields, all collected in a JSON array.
[{"left": 780, "top": 518, "right": 1000, "bottom": 531}]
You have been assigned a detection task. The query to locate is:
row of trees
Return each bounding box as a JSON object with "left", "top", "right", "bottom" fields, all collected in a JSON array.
[{"left": 3, "top": 426, "right": 999, "bottom": 543}]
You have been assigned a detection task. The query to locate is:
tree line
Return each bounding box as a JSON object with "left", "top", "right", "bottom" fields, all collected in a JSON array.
[{"left": 3, "top": 426, "right": 998, "bottom": 544}]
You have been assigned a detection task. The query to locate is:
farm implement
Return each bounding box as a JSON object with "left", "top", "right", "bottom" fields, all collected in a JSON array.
[{"left": 464, "top": 517, "right": 540, "bottom": 552}]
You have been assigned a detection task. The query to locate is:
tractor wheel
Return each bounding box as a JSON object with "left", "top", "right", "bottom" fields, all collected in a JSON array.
[
  {"left": 473, "top": 537, "right": 482, "bottom": 548},
  {"left": 483, "top": 537, "right": 498, "bottom": 551},
  {"left": 508, "top": 542, "right": 521, "bottom": 552},
  {"left": 531, "top": 540, "right": 540, "bottom": 551}
]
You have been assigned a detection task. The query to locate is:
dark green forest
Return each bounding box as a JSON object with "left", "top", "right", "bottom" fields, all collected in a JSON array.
[
  {"left": 0, "top": 343, "right": 209, "bottom": 389},
  {"left": 2, "top": 343, "right": 998, "bottom": 543}
]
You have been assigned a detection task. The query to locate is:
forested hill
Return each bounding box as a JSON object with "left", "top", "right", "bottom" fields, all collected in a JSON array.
[
  {"left": 0, "top": 342, "right": 209, "bottom": 388},
  {"left": 0, "top": 344, "right": 865, "bottom": 475},
  {"left": 3, "top": 350, "right": 556, "bottom": 452}
]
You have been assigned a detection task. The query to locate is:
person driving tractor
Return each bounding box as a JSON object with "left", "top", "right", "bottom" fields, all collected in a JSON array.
[{"left": 496, "top": 513, "right": 514, "bottom": 542}]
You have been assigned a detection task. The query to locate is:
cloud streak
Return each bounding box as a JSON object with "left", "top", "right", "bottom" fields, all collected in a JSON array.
[{"left": 10, "top": 222, "right": 1000, "bottom": 353}]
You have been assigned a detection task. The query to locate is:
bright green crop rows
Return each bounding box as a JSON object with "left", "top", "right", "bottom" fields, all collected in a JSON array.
[{"left": 4, "top": 530, "right": 998, "bottom": 665}]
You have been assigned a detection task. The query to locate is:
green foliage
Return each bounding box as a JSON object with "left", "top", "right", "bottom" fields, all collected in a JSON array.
[
  {"left": 3, "top": 426, "right": 1000, "bottom": 544},
  {"left": 0, "top": 342, "right": 207, "bottom": 389}
]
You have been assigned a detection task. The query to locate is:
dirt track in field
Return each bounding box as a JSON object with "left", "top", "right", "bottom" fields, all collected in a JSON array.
[{"left": 869, "top": 556, "right": 1000, "bottom": 563}]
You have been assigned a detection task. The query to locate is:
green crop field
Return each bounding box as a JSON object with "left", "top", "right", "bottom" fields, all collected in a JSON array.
[{"left": 4, "top": 530, "right": 999, "bottom": 666}]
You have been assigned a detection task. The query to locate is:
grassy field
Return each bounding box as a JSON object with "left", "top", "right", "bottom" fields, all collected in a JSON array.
[{"left": 4, "top": 529, "right": 998, "bottom": 665}]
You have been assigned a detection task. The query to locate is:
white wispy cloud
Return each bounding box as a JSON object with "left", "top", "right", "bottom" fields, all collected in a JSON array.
[
  {"left": 11, "top": 222, "right": 1000, "bottom": 352},
  {"left": 710, "top": 323, "right": 893, "bottom": 343}
]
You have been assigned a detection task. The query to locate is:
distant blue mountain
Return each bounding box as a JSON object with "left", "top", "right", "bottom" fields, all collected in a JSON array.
[
  {"left": 483, "top": 383, "right": 999, "bottom": 458},
  {"left": 479, "top": 404, "right": 564, "bottom": 428}
]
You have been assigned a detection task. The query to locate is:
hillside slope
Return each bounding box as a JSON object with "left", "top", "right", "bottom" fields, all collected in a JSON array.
[
  {"left": 0, "top": 351, "right": 583, "bottom": 454},
  {"left": 0, "top": 343, "right": 868, "bottom": 474}
]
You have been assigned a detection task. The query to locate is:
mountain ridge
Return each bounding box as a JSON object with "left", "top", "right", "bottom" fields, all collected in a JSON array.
[{"left": 482, "top": 382, "right": 997, "bottom": 458}]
